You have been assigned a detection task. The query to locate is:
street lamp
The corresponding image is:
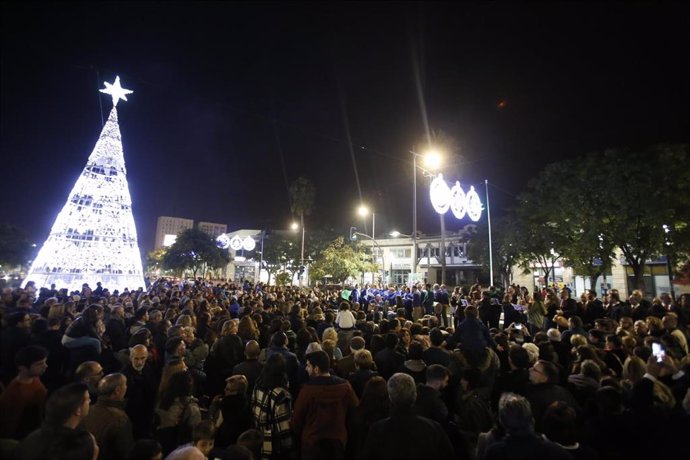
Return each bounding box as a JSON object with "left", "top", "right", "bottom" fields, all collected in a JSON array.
[
  {"left": 411, "top": 149, "right": 443, "bottom": 284},
  {"left": 663, "top": 224, "right": 675, "bottom": 300},
  {"left": 358, "top": 205, "right": 375, "bottom": 240},
  {"left": 291, "top": 221, "right": 305, "bottom": 286},
  {"left": 356, "top": 205, "right": 384, "bottom": 284},
  {"left": 389, "top": 230, "right": 412, "bottom": 238}
]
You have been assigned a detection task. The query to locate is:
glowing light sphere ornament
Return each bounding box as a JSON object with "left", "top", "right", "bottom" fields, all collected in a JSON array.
[
  {"left": 430, "top": 174, "right": 483, "bottom": 222},
  {"left": 229, "top": 236, "right": 244, "bottom": 251},
  {"left": 22, "top": 76, "right": 145, "bottom": 293},
  {"left": 216, "top": 234, "right": 231, "bottom": 249}
]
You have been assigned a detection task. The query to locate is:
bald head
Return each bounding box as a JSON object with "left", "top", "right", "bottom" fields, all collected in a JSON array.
[
  {"left": 75, "top": 361, "right": 103, "bottom": 386},
  {"left": 130, "top": 344, "right": 149, "bottom": 371},
  {"left": 166, "top": 446, "right": 206, "bottom": 460},
  {"left": 245, "top": 340, "right": 260, "bottom": 359},
  {"left": 98, "top": 373, "right": 127, "bottom": 399}
]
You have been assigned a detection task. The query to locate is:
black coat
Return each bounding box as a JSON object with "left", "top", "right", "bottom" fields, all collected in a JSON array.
[
  {"left": 215, "top": 394, "right": 252, "bottom": 449},
  {"left": 36, "top": 329, "right": 69, "bottom": 391},
  {"left": 374, "top": 348, "right": 405, "bottom": 381},
  {"left": 348, "top": 369, "right": 378, "bottom": 399},
  {"left": 105, "top": 317, "right": 127, "bottom": 352},
  {"left": 122, "top": 362, "right": 157, "bottom": 439},
  {"left": 484, "top": 433, "right": 572, "bottom": 460},
  {"left": 525, "top": 383, "right": 579, "bottom": 432},
  {"left": 362, "top": 408, "right": 455, "bottom": 460},
  {"left": 231, "top": 359, "right": 264, "bottom": 395}
]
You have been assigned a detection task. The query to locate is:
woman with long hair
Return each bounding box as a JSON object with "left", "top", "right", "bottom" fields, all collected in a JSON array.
[
  {"left": 155, "top": 370, "right": 201, "bottom": 456},
  {"left": 207, "top": 319, "right": 244, "bottom": 397},
  {"left": 250, "top": 353, "right": 297, "bottom": 460},
  {"left": 526, "top": 292, "right": 547, "bottom": 334},
  {"left": 238, "top": 315, "right": 260, "bottom": 343}
]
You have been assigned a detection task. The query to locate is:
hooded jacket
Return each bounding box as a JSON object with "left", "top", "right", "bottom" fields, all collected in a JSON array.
[{"left": 291, "top": 375, "right": 358, "bottom": 458}]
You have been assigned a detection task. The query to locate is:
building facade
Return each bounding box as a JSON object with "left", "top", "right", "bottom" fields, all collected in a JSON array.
[
  {"left": 358, "top": 225, "right": 483, "bottom": 286},
  {"left": 154, "top": 216, "right": 194, "bottom": 249},
  {"left": 197, "top": 221, "right": 227, "bottom": 239}
]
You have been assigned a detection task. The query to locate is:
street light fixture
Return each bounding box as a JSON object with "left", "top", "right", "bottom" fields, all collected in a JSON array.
[
  {"left": 663, "top": 224, "right": 675, "bottom": 300},
  {"left": 357, "top": 204, "right": 375, "bottom": 240},
  {"left": 354, "top": 204, "right": 385, "bottom": 285},
  {"left": 411, "top": 149, "right": 443, "bottom": 284},
  {"left": 291, "top": 221, "right": 305, "bottom": 286}
]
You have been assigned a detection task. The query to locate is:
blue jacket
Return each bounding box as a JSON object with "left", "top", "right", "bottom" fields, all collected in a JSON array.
[{"left": 446, "top": 318, "right": 496, "bottom": 351}]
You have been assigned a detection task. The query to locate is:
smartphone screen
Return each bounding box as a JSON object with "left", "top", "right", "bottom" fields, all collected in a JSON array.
[{"left": 652, "top": 343, "right": 665, "bottom": 363}]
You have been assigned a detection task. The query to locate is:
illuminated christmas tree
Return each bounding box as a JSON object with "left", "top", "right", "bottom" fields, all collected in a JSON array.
[{"left": 23, "top": 76, "right": 145, "bottom": 293}]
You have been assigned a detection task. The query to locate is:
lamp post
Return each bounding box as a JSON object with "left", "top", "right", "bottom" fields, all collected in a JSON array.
[
  {"left": 485, "top": 180, "right": 494, "bottom": 287},
  {"left": 358, "top": 205, "right": 375, "bottom": 243},
  {"left": 358, "top": 205, "right": 384, "bottom": 285},
  {"left": 411, "top": 149, "right": 442, "bottom": 285},
  {"left": 663, "top": 224, "right": 675, "bottom": 300},
  {"left": 291, "top": 221, "right": 305, "bottom": 286}
]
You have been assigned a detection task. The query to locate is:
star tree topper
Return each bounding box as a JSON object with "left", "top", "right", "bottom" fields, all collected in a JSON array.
[{"left": 99, "top": 76, "right": 133, "bottom": 107}]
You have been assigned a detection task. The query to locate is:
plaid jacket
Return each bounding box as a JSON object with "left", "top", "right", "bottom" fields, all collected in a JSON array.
[{"left": 251, "top": 385, "right": 296, "bottom": 460}]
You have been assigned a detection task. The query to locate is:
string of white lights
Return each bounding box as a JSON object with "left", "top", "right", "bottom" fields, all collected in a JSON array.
[{"left": 23, "top": 77, "right": 145, "bottom": 293}]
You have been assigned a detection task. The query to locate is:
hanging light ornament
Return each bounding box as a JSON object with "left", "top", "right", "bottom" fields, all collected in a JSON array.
[{"left": 429, "top": 174, "right": 483, "bottom": 222}]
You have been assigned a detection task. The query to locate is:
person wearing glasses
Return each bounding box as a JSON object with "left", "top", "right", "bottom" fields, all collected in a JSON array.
[{"left": 525, "top": 359, "right": 579, "bottom": 433}]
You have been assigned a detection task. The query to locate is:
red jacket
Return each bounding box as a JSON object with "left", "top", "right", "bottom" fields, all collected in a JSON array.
[{"left": 291, "top": 375, "right": 358, "bottom": 458}]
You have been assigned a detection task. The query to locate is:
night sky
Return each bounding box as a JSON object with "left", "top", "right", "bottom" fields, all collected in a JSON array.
[{"left": 2, "top": 1, "right": 688, "bottom": 254}]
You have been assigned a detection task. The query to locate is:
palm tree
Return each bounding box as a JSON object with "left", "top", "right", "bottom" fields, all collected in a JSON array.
[{"left": 288, "top": 176, "right": 316, "bottom": 265}]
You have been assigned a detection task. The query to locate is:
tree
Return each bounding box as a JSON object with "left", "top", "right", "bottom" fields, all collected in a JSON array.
[
  {"left": 23, "top": 80, "right": 145, "bottom": 293},
  {"left": 512, "top": 166, "right": 571, "bottom": 289},
  {"left": 555, "top": 154, "right": 617, "bottom": 289},
  {"left": 145, "top": 248, "right": 170, "bottom": 276},
  {"left": 261, "top": 232, "right": 300, "bottom": 285},
  {"left": 467, "top": 219, "right": 520, "bottom": 289},
  {"left": 0, "top": 224, "right": 33, "bottom": 269},
  {"left": 162, "top": 228, "right": 230, "bottom": 278},
  {"left": 288, "top": 176, "right": 316, "bottom": 261},
  {"left": 599, "top": 144, "right": 690, "bottom": 292},
  {"left": 309, "top": 237, "right": 374, "bottom": 284},
  {"left": 507, "top": 144, "right": 689, "bottom": 294}
]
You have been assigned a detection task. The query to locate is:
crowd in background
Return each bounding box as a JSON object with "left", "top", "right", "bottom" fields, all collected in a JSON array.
[{"left": 0, "top": 277, "right": 689, "bottom": 460}]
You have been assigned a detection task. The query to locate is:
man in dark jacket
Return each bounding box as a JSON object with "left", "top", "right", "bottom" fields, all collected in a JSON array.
[
  {"left": 583, "top": 290, "right": 605, "bottom": 328},
  {"left": 121, "top": 344, "right": 157, "bottom": 439},
  {"left": 445, "top": 305, "right": 497, "bottom": 351},
  {"left": 83, "top": 373, "right": 135, "bottom": 460},
  {"left": 231, "top": 340, "right": 264, "bottom": 394},
  {"left": 105, "top": 305, "right": 128, "bottom": 352},
  {"left": 0, "top": 312, "right": 32, "bottom": 384},
  {"left": 336, "top": 336, "right": 365, "bottom": 378},
  {"left": 484, "top": 393, "right": 571, "bottom": 460},
  {"left": 292, "top": 351, "right": 358, "bottom": 460},
  {"left": 413, "top": 364, "right": 450, "bottom": 425},
  {"left": 266, "top": 332, "right": 301, "bottom": 398},
  {"left": 525, "top": 360, "right": 578, "bottom": 432},
  {"left": 14, "top": 382, "right": 95, "bottom": 460},
  {"left": 374, "top": 333, "right": 406, "bottom": 380},
  {"left": 362, "top": 372, "right": 455, "bottom": 460}
]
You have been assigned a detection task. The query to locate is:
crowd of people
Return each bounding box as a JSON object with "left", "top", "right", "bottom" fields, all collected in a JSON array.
[{"left": 0, "top": 278, "right": 689, "bottom": 460}]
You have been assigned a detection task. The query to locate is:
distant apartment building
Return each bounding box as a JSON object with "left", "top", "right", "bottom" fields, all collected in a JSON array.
[
  {"left": 154, "top": 216, "right": 194, "bottom": 249},
  {"left": 197, "top": 221, "right": 227, "bottom": 239}
]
